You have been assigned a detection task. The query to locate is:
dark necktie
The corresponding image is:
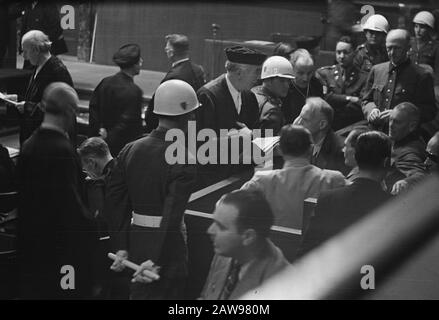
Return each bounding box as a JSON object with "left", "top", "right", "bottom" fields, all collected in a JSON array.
[{"left": 221, "top": 259, "right": 241, "bottom": 300}]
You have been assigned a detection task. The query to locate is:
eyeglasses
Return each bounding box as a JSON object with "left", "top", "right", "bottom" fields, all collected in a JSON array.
[{"left": 426, "top": 151, "right": 438, "bottom": 163}]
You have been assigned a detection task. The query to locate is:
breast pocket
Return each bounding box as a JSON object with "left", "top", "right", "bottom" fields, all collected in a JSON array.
[{"left": 394, "top": 84, "right": 413, "bottom": 101}]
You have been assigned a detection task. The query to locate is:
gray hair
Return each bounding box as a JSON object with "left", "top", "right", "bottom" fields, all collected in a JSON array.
[
  {"left": 306, "top": 97, "right": 334, "bottom": 127},
  {"left": 22, "top": 30, "right": 52, "bottom": 53},
  {"left": 290, "top": 48, "right": 314, "bottom": 67},
  {"left": 225, "top": 60, "right": 251, "bottom": 74}
]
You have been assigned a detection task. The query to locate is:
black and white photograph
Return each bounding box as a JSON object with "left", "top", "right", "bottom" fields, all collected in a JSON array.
[{"left": 1, "top": 0, "right": 439, "bottom": 306}]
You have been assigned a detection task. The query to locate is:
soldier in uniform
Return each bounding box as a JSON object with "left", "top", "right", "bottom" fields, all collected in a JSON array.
[
  {"left": 408, "top": 11, "right": 439, "bottom": 138},
  {"left": 353, "top": 14, "right": 389, "bottom": 73},
  {"left": 362, "top": 29, "right": 436, "bottom": 138},
  {"left": 251, "top": 56, "right": 294, "bottom": 135},
  {"left": 316, "top": 36, "right": 367, "bottom": 130},
  {"left": 105, "top": 80, "right": 199, "bottom": 300}
]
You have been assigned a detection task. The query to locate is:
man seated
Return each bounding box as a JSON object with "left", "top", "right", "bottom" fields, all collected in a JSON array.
[
  {"left": 293, "top": 97, "right": 349, "bottom": 174},
  {"left": 297, "top": 131, "right": 392, "bottom": 258},
  {"left": 425, "top": 131, "right": 439, "bottom": 172},
  {"left": 200, "top": 190, "right": 289, "bottom": 300},
  {"left": 342, "top": 126, "right": 370, "bottom": 182},
  {"left": 241, "top": 125, "right": 346, "bottom": 229},
  {"left": 251, "top": 56, "right": 294, "bottom": 135},
  {"left": 316, "top": 36, "right": 367, "bottom": 130},
  {"left": 386, "top": 102, "right": 427, "bottom": 195}
]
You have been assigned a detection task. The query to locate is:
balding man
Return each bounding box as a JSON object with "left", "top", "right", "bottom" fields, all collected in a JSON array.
[
  {"left": 425, "top": 131, "right": 439, "bottom": 172},
  {"left": 386, "top": 102, "right": 427, "bottom": 195},
  {"left": 282, "top": 49, "right": 323, "bottom": 124},
  {"left": 293, "top": 97, "right": 348, "bottom": 174},
  {"left": 6, "top": 30, "right": 73, "bottom": 146},
  {"left": 17, "top": 82, "right": 93, "bottom": 299},
  {"left": 362, "top": 29, "right": 436, "bottom": 138}
]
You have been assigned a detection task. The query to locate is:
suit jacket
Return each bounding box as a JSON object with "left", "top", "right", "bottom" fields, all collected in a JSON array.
[
  {"left": 312, "top": 130, "right": 349, "bottom": 175},
  {"left": 361, "top": 59, "right": 436, "bottom": 125},
  {"left": 17, "top": 127, "right": 94, "bottom": 299},
  {"left": 88, "top": 71, "right": 143, "bottom": 156},
  {"left": 196, "top": 74, "right": 259, "bottom": 132},
  {"left": 103, "top": 127, "right": 197, "bottom": 298},
  {"left": 316, "top": 64, "right": 367, "bottom": 130},
  {"left": 13, "top": 55, "right": 73, "bottom": 145},
  {"left": 200, "top": 240, "right": 289, "bottom": 300},
  {"left": 241, "top": 158, "right": 346, "bottom": 229},
  {"left": 297, "top": 178, "right": 391, "bottom": 259},
  {"left": 282, "top": 76, "right": 323, "bottom": 124},
  {"left": 145, "top": 59, "right": 206, "bottom": 132}
]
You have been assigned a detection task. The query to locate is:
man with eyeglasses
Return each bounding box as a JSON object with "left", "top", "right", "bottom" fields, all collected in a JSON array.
[
  {"left": 425, "top": 131, "right": 439, "bottom": 172},
  {"left": 88, "top": 44, "right": 144, "bottom": 156}
]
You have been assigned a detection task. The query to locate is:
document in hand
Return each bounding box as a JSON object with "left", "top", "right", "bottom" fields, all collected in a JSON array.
[{"left": 252, "top": 136, "right": 280, "bottom": 153}]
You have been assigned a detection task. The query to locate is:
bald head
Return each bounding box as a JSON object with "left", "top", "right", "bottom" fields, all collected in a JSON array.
[
  {"left": 386, "top": 29, "right": 410, "bottom": 65},
  {"left": 42, "top": 82, "right": 78, "bottom": 126},
  {"left": 426, "top": 132, "right": 439, "bottom": 171}
]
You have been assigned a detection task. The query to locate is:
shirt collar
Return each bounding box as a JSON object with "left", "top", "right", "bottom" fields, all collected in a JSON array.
[
  {"left": 283, "top": 158, "right": 311, "bottom": 168},
  {"left": 172, "top": 58, "right": 189, "bottom": 68}
]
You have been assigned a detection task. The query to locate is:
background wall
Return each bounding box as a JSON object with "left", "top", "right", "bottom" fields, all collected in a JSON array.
[{"left": 92, "top": 1, "right": 327, "bottom": 73}]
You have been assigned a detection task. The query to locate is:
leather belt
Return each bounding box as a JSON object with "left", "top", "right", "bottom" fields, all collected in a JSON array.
[{"left": 132, "top": 212, "right": 162, "bottom": 228}]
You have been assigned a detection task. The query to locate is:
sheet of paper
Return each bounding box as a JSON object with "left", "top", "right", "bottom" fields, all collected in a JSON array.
[
  {"left": 252, "top": 136, "right": 280, "bottom": 153},
  {"left": 0, "top": 92, "right": 20, "bottom": 106}
]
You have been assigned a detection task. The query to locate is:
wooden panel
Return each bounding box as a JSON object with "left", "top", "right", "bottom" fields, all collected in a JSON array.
[{"left": 93, "top": 2, "right": 326, "bottom": 72}]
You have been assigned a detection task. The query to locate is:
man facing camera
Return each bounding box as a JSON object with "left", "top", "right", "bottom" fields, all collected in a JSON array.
[{"left": 200, "top": 190, "right": 289, "bottom": 300}]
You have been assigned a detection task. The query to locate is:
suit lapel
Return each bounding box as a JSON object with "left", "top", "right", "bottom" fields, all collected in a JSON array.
[{"left": 220, "top": 76, "right": 239, "bottom": 119}]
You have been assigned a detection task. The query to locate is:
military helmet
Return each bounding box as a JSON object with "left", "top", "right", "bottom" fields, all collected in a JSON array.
[
  {"left": 413, "top": 11, "right": 435, "bottom": 29},
  {"left": 153, "top": 79, "right": 199, "bottom": 116},
  {"left": 261, "top": 56, "right": 294, "bottom": 80},
  {"left": 363, "top": 14, "right": 390, "bottom": 34}
]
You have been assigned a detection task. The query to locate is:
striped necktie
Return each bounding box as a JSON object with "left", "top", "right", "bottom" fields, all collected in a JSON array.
[{"left": 221, "top": 259, "right": 241, "bottom": 300}]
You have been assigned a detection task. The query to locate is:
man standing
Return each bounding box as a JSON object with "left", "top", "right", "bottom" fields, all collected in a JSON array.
[
  {"left": 294, "top": 97, "right": 348, "bottom": 174},
  {"left": 282, "top": 49, "right": 323, "bottom": 124},
  {"left": 297, "top": 131, "right": 392, "bottom": 258},
  {"left": 196, "top": 45, "right": 266, "bottom": 133},
  {"left": 354, "top": 14, "right": 389, "bottom": 73},
  {"left": 17, "top": 82, "right": 94, "bottom": 299},
  {"left": 251, "top": 55, "right": 294, "bottom": 135},
  {"left": 7, "top": 30, "right": 73, "bottom": 146},
  {"left": 362, "top": 29, "right": 436, "bottom": 136},
  {"left": 145, "top": 34, "right": 206, "bottom": 132},
  {"left": 105, "top": 80, "right": 198, "bottom": 300},
  {"left": 200, "top": 190, "right": 289, "bottom": 300},
  {"left": 88, "top": 44, "right": 144, "bottom": 156},
  {"left": 316, "top": 36, "right": 367, "bottom": 130}
]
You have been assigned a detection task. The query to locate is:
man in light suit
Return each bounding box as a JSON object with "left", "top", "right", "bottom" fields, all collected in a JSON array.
[
  {"left": 241, "top": 125, "right": 346, "bottom": 229},
  {"left": 200, "top": 190, "right": 289, "bottom": 300}
]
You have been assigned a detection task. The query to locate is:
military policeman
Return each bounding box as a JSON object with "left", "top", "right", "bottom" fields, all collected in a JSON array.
[
  {"left": 316, "top": 36, "right": 367, "bottom": 130},
  {"left": 362, "top": 29, "right": 436, "bottom": 137},
  {"left": 104, "top": 79, "right": 199, "bottom": 300},
  {"left": 251, "top": 56, "right": 294, "bottom": 135},
  {"left": 354, "top": 14, "right": 390, "bottom": 73}
]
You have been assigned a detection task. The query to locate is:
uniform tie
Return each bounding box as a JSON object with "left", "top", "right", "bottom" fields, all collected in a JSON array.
[{"left": 221, "top": 259, "right": 241, "bottom": 300}]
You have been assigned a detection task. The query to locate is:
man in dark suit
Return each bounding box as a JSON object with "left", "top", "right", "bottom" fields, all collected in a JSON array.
[
  {"left": 294, "top": 97, "right": 348, "bottom": 175},
  {"left": 361, "top": 29, "right": 436, "bottom": 139},
  {"left": 200, "top": 190, "right": 289, "bottom": 300},
  {"left": 297, "top": 131, "right": 392, "bottom": 258},
  {"left": 88, "top": 44, "right": 144, "bottom": 156},
  {"left": 145, "top": 34, "right": 205, "bottom": 132},
  {"left": 105, "top": 80, "right": 198, "bottom": 300},
  {"left": 17, "top": 82, "right": 94, "bottom": 299},
  {"left": 6, "top": 30, "right": 73, "bottom": 146}
]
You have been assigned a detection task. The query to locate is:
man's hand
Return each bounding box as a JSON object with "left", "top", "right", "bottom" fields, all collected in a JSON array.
[
  {"left": 99, "top": 128, "right": 108, "bottom": 139},
  {"left": 236, "top": 122, "right": 252, "bottom": 138},
  {"left": 132, "top": 260, "right": 161, "bottom": 284},
  {"left": 347, "top": 96, "right": 360, "bottom": 104},
  {"left": 110, "top": 250, "right": 128, "bottom": 272},
  {"left": 391, "top": 180, "right": 409, "bottom": 195},
  {"left": 368, "top": 108, "right": 381, "bottom": 123},
  {"left": 379, "top": 109, "right": 391, "bottom": 121}
]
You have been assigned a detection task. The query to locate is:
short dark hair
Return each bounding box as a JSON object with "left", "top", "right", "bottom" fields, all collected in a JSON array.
[
  {"left": 394, "top": 102, "right": 420, "bottom": 125},
  {"left": 355, "top": 131, "right": 391, "bottom": 170},
  {"left": 337, "top": 35, "right": 355, "bottom": 50},
  {"left": 218, "top": 190, "right": 274, "bottom": 239},
  {"left": 77, "top": 137, "right": 111, "bottom": 159},
  {"left": 279, "top": 125, "right": 313, "bottom": 157},
  {"left": 165, "top": 34, "right": 189, "bottom": 55},
  {"left": 346, "top": 126, "right": 370, "bottom": 149},
  {"left": 273, "top": 42, "right": 295, "bottom": 60}
]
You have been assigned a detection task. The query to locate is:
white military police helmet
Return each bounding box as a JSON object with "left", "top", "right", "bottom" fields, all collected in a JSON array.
[
  {"left": 363, "top": 14, "right": 390, "bottom": 34},
  {"left": 261, "top": 56, "right": 294, "bottom": 80},
  {"left": 153, "top": 79, "right": 200, "bottom": 116},
  {"left": 413, "top": 11, "right": 435, "bottom": 29}
]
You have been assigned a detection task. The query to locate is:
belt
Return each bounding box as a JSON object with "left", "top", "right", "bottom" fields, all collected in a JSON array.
[{"left": 132, "top": 212, "right": 162, "bottom": 228}]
